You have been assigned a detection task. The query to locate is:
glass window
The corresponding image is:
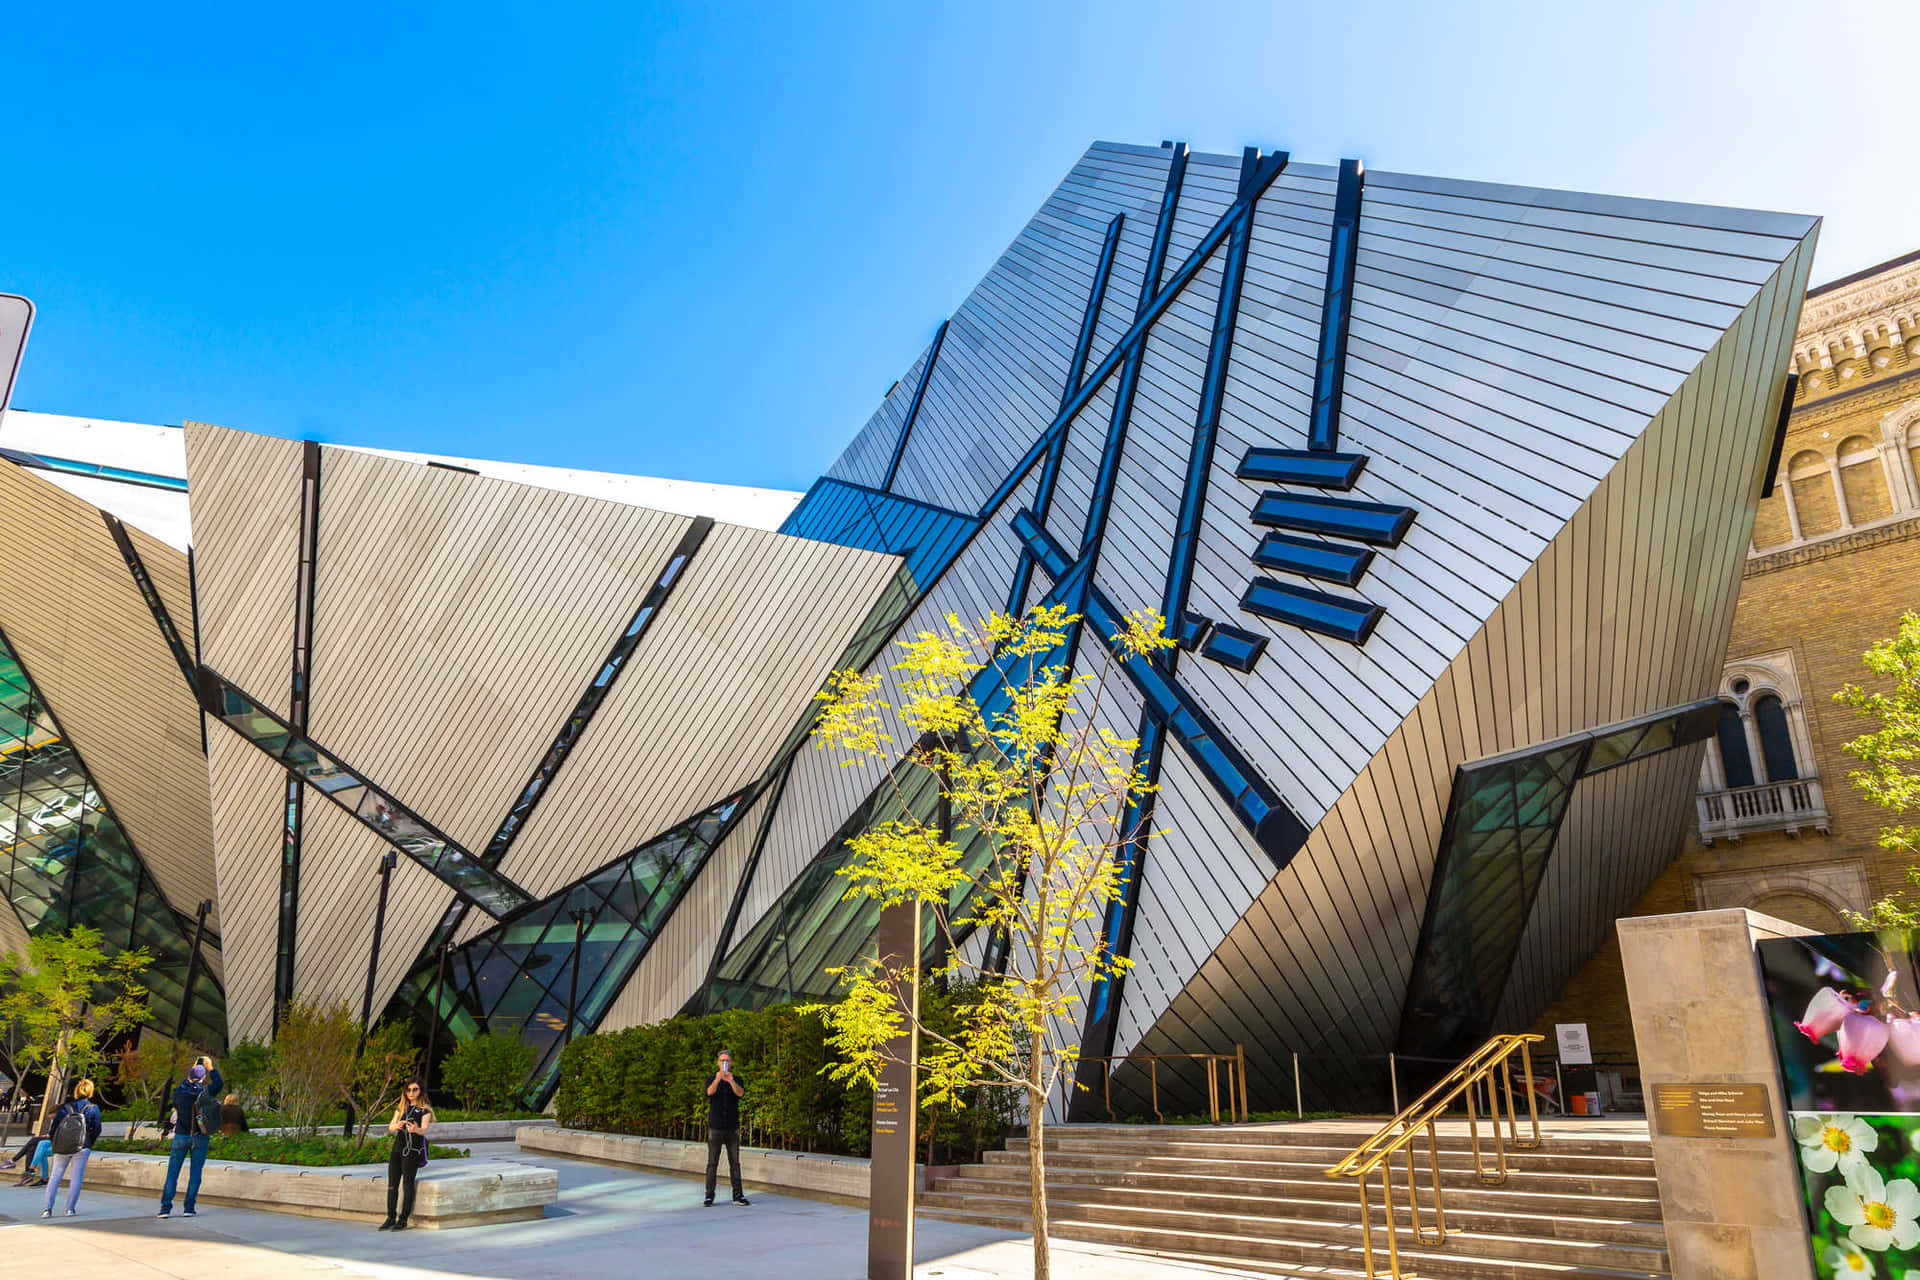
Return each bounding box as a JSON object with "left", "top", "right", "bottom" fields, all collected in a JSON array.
[
  {"left": 1716, "top": 701, "right": 1756, "bottom": 788},
  {"left": 1755, "top": 694, "right": 1798, "bottom": 782}
]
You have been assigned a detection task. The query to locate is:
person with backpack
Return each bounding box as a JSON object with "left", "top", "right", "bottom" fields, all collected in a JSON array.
[
  {"left": 155, "top": 1060, "right": 223, "bottom": 1218},
  {"left": 379, "top": 1077, "right": 434, "bottom": 1231},
  {"left": 40, "top": 1078, "right": 101, "bottom": 1218}
]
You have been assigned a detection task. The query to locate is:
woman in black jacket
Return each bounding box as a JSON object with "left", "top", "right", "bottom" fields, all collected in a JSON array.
[{"left": 379, "top": 1078, "right": 434, "bottom": 1231}]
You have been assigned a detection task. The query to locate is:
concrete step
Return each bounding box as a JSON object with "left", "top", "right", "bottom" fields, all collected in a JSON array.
[
  {"left": 982, "top": 1148, "right": 1660, "bottom": 1198},
  {"left": 1010, "top": 1134, "right": 1654, "bottom": 1175},
  {"left": 1021, "top": 1124, "right": 1653, "bottom": 1161},
  {"left": 932, "top": 1165, "right": 1665, "bottom": 1233},
  {"left": 916, "top": 1202, "right": 1669, "bottom": 1280},
  {"left": 915, "top": 1189, "right": 1668, "bottom": 1271}
]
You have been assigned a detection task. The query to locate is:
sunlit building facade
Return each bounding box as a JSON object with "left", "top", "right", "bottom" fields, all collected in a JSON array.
[{"left": 0, "top": 140, "right": 1819, "bottom": 1111}]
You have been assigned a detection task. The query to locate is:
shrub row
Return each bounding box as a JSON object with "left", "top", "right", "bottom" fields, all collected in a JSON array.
[{"left": 553, "top": 988, "right": 1019, "bottom": 1163}]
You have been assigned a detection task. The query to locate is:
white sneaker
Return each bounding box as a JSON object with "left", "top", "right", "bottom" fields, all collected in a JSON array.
[
  {"left": 39, "top": 1210, "right": 50, "bottom": 1218},
  {"left": 65, "top": 1209, "right": 76, "bottom": 1216}
]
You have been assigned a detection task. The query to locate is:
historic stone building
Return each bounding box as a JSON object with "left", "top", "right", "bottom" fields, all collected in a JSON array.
[{"left": 1536, "top": 249, "right": 1920, "bottom": 1064}]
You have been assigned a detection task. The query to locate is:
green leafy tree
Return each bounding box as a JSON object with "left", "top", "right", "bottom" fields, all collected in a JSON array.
[
  {"left": 1838, "top": 612, "right": 1920, "bottom": 929},
  {"left": 441, "top": 1032, "right": 535, "bottom": 1112},
  {"left": 803, "top": 606, "right": 1166, "bottom": 1280},
  {"left": 344, "top": 1021, "right": 419, "bottom": 1150},
  {"left": 265, "top": 997, "right": 357, "bottom": 1135},
  {"left": 0, "top": 926, "right": 152, "bottom": 1112},
  {"left": 221, "top": 1037, "right": 271, "bottom": 1104},
  {"left": 117, "top": 1033, "right": 198, "bottom": 1138}
]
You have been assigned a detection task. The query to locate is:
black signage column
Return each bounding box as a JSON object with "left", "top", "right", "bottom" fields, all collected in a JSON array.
[{"left": 868, "top": 898, "right": 920, "bottom": 1280}]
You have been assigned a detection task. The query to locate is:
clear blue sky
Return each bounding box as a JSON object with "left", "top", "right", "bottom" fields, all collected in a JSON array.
[{"left": 5, "top": 1, "right": 1910, "bottom": 492}]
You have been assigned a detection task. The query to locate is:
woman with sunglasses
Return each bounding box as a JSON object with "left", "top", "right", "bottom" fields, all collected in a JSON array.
[{"left": 379, "top": 1078, "right": 434, "bottom": 1231}]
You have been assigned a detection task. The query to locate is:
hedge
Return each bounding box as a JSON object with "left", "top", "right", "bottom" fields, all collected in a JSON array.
[{"left": 553, "top": 987, "right": 1020, "bottom": 1163}]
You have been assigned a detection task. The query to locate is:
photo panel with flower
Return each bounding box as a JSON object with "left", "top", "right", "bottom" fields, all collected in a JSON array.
[
  {"left": 1794, "top": 1113, "right": 1920, "bottom": 1274},
  {"left": 1759, "top": 932, "right": 1920, "bottom": 1113}
]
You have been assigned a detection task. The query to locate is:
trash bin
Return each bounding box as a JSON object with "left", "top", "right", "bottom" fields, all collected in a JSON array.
[
  {"left": 1569, "top": 1093, "right": 1588, "bottom": 1115},
  {"left": 1585, "top": 1091, "right": 1602, "bottom": 1116}
]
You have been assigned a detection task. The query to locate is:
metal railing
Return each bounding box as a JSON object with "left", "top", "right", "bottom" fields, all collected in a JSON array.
[
  {"left": 1325, "top": 1034, "right": 1543, "bottom": 1279},
  {"left": 1069, "top": 1047, "right": 1249, "bottom": 1124},
  {"left": 1697, "top": 776, "right": 1829, "bottom": 843}
]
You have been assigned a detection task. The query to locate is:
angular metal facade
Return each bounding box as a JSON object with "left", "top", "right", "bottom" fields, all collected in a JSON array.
[{"left": 0, "top": 141, "right": 1817, "bottom": 1113}]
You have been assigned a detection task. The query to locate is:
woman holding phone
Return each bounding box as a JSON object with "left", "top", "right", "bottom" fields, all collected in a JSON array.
[{"left": 379, "top": 1078, "right": 433, "bottom": 1231}]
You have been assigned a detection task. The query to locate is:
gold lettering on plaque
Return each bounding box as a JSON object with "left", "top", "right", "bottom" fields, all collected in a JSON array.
[{"left": 1650, "top": 1083, "right": 1776, "bottom": 1138}]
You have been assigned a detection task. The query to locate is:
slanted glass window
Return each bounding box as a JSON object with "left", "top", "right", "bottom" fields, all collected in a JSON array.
[
  {"left": 383, "top": 790, "right": 747, "bottom": 1104},
  {"left": 1716, "top": 700, "right": 1756, "bottom": 788},
  {"left": 1755, "top": 694, "right": 1798, "bottom": 782},
  {"left": 0, "top": 628, "right": 223, "bottom": 1048}
]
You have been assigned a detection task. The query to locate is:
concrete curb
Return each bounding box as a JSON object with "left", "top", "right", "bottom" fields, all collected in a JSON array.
[
  {"left": 516, "top": 1126, "right": 900, "bottom": 1205},
  {"left": 64, "top": 1150, "right": 557, "bottom": 1228}
]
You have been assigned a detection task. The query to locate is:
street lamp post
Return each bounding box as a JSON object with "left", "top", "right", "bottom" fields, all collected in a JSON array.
[
  {"left": 175, "top": 899, "right": 215, "bottom": 1039},
  {"left": 565, "top": 905, "right": 588, "bottom": 1048},
  {"left": 346, "top": 850, "right": 398, "bottom": 1135}
]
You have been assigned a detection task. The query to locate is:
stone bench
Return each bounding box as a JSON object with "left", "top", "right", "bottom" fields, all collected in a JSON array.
[
  {"left": 74, "top": 1151, "right": 557, "bottom": 1229},
  {"left": 516, "top": 1126, "right": 950, "bottom": 1205}
]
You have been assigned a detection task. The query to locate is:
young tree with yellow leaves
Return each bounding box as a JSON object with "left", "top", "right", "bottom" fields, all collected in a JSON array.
[{"left": 805, "top": 605, "right": 1168, "bottom": 1280}]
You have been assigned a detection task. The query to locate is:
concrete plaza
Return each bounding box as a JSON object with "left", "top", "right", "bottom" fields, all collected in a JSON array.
[{"left": 0, "top": 1142, "right": 1247, "bottom": 1280}]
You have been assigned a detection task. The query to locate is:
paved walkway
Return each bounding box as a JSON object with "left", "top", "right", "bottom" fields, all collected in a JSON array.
[{"left": 0, "top": 1142, "right": 1248, "bottom": 1280}]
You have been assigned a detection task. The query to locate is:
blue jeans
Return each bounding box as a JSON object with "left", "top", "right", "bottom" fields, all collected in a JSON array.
[
  {"left": 160, "top": 1134, "right": 208, "bottom": 1213},
  {"left": 29, "top": 1139, "right": 50, "bottom": 1177},
  {"left": 46, "top": 1147, "right": 90, "bottom": 1212}
]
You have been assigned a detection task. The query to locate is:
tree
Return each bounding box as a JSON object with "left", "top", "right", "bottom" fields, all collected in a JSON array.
[
  {"left": 0, "top": 926, "right": 152, "bottom": 1113},
  {"left": 117, "top": 1033, "right": 198, "bottom": 1138},
  {"left": 804, "top": 606, "right": 1165, "bottom": 1280},
  {"left": 343, "top": 1021, "right": 419, "bottom": 1150},
  {"left": 265, "top": 997, "right": 357, "bottom": 1134},
  {"left": 221, "top": 1037, "right": 272, "bottom": 1105},
  {"left": 1838, "top": 612, "right": 1920, "bottom": 930},
  {"left": 441, "top": 1031, "right": 534, "bottom": 1112}
]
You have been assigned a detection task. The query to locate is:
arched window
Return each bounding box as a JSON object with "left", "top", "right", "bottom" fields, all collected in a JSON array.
[
  {"left": 1716, "top": 700, "right": 1755, "bottom": 789},
  {"left": 1755, "top": 694, "right": 1798, "bottom": 782},
  {"left": 1788, "top": 450, "right": 1840, "bottom": 537},
  {"left": 1838, "top": 434, "right": 1890, "bottom": 523}
]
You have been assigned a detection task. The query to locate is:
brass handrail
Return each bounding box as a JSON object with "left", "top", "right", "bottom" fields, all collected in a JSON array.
[
  {"left": 1325, "top": 1034, "right": 1544, "bottom": 1279},
  {"left": 1068, "top": 1049, "right": 1248, "bottom": 1124}
]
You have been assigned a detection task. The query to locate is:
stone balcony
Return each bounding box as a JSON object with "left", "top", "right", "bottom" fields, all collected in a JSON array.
[{"left": 1697, "top": 776, "right": 1832, "bottom": 844}]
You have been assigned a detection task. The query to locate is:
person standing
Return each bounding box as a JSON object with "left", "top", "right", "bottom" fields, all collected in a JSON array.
[
  {"left": 40, "top": 1078, "right": 101, "bottom": 1218},
  {"left": 155, "top": 1062, "right": 219, "bottom": 1218},
  {"left": 702, "top": 1049, "right": 750, "bottom": 1207},
  {"left": 379, "top": 1078, "right": 433, "bottom": 1231}
]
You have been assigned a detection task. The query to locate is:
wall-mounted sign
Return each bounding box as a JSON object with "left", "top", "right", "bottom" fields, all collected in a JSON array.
[
  {"left": 0, "top": 294, "right": 31, "bottom": 415},
  {"left": 1555, "top": 1022, "right": 1593, "bottom": 1065},
  {"left": 1650, "top": 1082, "right": 1776, "bottom": 1139}
]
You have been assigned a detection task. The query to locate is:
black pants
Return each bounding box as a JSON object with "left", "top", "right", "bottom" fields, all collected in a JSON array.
[
  {"left": 704, "top": 1127, "right": 741, "bottom": 1199},
  {"left": 386, "top": 1143, "right": 421, "bottom": 1221}
]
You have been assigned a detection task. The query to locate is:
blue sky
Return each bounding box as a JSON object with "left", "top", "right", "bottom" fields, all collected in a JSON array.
[{"left": 4, "top": 1, "right": 1910, "bottom": 492}]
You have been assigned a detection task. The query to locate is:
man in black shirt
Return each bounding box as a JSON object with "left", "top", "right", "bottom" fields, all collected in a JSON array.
[{"left": 703, "top": 1049, "right": 749, "bottom": 1207}]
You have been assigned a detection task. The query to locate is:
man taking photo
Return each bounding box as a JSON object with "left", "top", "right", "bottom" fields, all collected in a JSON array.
[{"left": 702, "top": 1049, "right": 750, "bottom": 1207}]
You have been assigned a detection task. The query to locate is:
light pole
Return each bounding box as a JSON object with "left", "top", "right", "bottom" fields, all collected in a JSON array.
[
  {"left": 565, "top": 904, "right": 588, "bottom": 1048},
  {"left": 346, "top": 850, "right": 398, "bottom": 1135},
  {"left": 175, "top": 899, "right": 214, "bottom": 1039}
]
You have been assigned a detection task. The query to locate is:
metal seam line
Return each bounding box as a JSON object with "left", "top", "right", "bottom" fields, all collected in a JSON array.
[
  {"left": 701, "top": 753, "right": 797, "bottom": 991},
  {"left": 0, "top": 446, "right": 190, "bottom": 493},
  {"left": 196, "top": 664, "right": 536, "bottom": 918},
  {"left": 276, "top": 440, "right": 322, "bottom": 1026},
  {"left": 879, "top": 320, "right": 950, "bottom": 494},
  {"left": 478, "top": 516, "right": 714, "bottom": 868},
  {"left": 1308, "top": 159, "right": 1365, "bottom": 453},
  {"left": 974, "top": 150, "right": 1292, "bottom": 523},
  {"left": 101, "top": 512, "right": 199, "bottom": 694},
  {"left": 1012, "top": 510, "right": 1308, "bottom": 864},
  {"left": 1008, "top": 211, "right": 1128, "bottom": 615},
  {"left": 1081, "top": 147, "right": 1276, "bottom": 1069}
]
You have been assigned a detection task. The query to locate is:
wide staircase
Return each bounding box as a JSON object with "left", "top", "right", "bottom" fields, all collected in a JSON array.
[{"left": 919, "top": 1037, "right": 1668, "bottom": 1278}]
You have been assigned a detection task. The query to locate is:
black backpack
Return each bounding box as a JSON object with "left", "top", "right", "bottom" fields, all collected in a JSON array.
[
  {"left": 193, "top": 1084, "right": 221, "bottom": 1136},
  {"left": 50, "top": 1104, "right": 86, "bottom": 1155}
]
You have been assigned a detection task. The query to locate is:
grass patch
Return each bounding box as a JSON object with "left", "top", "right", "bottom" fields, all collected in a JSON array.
[{"left": 94, "top": 1133, "right": 470, "bottom": 1167}]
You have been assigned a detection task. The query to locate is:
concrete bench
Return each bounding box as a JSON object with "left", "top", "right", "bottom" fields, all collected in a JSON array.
[
  {"left": 516, "top": 1126, "right": 950, "bottom": 1205},
  {"left": 74, "top": 1151, "right": 557, "bottom": 1228}
]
